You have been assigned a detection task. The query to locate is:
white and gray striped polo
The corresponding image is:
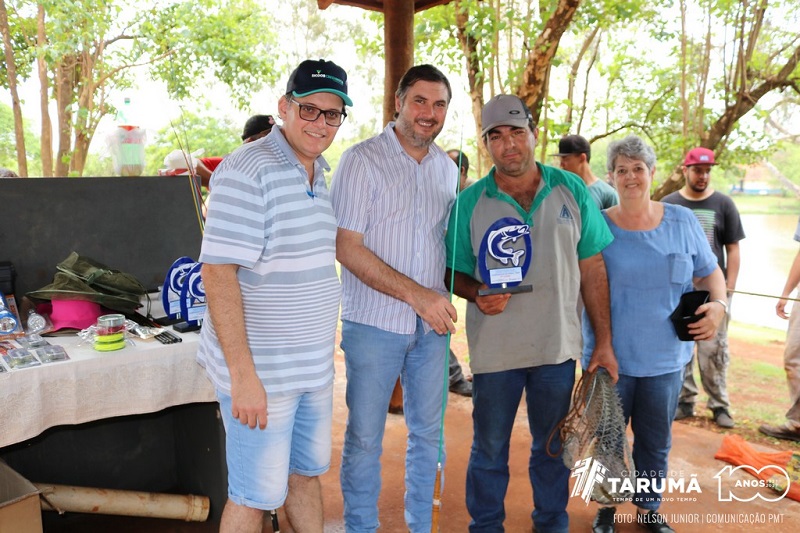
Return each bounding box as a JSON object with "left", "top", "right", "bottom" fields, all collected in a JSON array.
[{"left": 197, "top": 127, "right": 341, "bottom": 396}]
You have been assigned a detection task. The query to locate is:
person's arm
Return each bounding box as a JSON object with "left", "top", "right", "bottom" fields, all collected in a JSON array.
[
  {"left": 336, "top": 228, "right": 457, "bottom": 335},
  {"left": 724, "top": 242, "right": 740, "bottom": 296},
  {"left": 445, "top": 268, "right": 511, "bottom": 316},
  {"left": 690, "top": 266, "right": 727, "bottom": 340},
  {"left": 777, "top": 249, "right": 800, "bottom": 319},
  {"left": 194, "top": 160, "right": 213, "bottom": 188},
  {"left": 201, "top": 263, "right": 267, "bottom": 429},
  {"left": 580, "top": 253, "right": 618, "bottom": 382}
]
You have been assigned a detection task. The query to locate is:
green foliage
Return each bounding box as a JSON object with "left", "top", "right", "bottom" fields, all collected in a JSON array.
[
  {"left": 144, "top": 108, "right": 241, "bottom": 174},
  {"left": 0, "top": 101, "right": 40, "bottom": 174},
  {"left": 141, "top": 0, "right": 279, "bottom": 109},
  {"left": 772, "top": 142, "right": 800, "bottom": 186},
  {"left": 0, "top": 1, "right": 37, "bottom": 88},
  {"left": 1, "top": 0, "right": 280, "bottom": 175}
]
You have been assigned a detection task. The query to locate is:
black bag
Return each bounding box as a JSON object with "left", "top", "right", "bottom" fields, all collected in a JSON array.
[{"left": 669, "top": 290, "right": 709, "bottom": 341}]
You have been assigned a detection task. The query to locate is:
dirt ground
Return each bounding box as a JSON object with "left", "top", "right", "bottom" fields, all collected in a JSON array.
[
  {"left": 309, "top": 335, "right": 800, "bottom": 532},
  {"left": 43, "top": 335, "right": 800, "bottom": 532}
]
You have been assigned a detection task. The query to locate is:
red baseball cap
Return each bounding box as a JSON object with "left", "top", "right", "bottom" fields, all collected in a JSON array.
[{"left": 683, "top": 147, "right": 717, "bottom": 166}]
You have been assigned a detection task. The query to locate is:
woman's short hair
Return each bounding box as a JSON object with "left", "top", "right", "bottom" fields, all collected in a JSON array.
[{"left": 606, "top": 135, "right": 656, "bottom": 173}]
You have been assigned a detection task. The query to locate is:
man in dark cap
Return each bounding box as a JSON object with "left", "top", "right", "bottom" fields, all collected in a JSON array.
[
  {"left": 195, "top": 114, "right": 277, "bottom": 186},
  {"left": 198, "top": 58, "right": 350, "bottom": 533},
  {"left": 552, "top": 134, "right": 618, "bottom": 209}
]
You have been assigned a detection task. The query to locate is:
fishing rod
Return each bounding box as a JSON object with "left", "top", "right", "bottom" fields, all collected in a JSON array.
[
  {"left": 170, "top": 111, "right": 206, "bottom": 234},
  {"left": 729, "top": 289, "right": 800, "bottom": 302},
  {"left": 431, "top": 113, "right": 466, "bottom": 533}
]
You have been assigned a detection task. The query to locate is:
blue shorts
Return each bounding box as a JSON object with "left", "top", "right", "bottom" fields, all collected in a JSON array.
[{"left": 217, "top": 384, "right": 333, "bottom": 510}]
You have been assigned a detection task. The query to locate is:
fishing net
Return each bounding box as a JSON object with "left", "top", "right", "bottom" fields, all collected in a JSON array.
[{"left": 549, "top": 369, "right": 635, "bottom": 505}]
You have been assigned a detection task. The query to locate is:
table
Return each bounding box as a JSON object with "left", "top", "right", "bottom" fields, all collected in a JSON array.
[
  {"left": 1, "top": 331, "right": 215, "bottom": 448},
  {"left": 1, "top": 330, "right": 227, "bottom": 520}
]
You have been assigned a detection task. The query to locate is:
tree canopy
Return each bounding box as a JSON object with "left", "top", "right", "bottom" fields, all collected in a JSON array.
[
  {"left": 414, "top": 0, "right": 800, "bottom": 190},
  {"left": 2, "top": 0, "right": 799, "bottom": 189},
  {"left": 0, "top": 0, "right": 278, "bottom": 176}
]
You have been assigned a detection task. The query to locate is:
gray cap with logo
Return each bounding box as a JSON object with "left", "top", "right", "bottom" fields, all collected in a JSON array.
[{"left": 481, "top": 95, "right": 532, "bottom": 136}]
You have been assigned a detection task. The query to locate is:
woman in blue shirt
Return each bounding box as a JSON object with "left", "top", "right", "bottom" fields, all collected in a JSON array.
[{"left": 583, "top": 135, "right": 727, "bottom": 533}]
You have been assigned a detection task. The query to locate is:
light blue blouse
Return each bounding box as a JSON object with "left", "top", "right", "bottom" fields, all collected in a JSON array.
[{"left": 582, "top": 204, "right": 717, "bottom": 377}]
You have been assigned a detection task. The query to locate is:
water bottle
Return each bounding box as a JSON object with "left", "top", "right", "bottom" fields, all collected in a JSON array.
[
  {"left": 116, "top": 97, "right": 131, "bottom": 126},
  {"left": 113, "top": 96, "right": 145, "bottom": 176},
  {"left": 0, "top": 295, "right": 19, "bottom": 334}
]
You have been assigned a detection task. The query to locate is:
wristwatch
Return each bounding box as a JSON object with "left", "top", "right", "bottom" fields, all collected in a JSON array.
[{"left": 712, "top": 298, "right": 729, "bottom": 313}]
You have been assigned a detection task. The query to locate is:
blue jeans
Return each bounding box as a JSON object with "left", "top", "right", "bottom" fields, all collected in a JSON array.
[
  {"left": 217, "top": 385, "right": 332, "bottom": 510},
  {"left": 466, "top": 360, "right": 575, "bottom": 533},
  {"left": 339, "top": 318, "right": 448, "bottom": 533},
  {"left": 615, "top": 370, "right": 683, "bottom": 511}
]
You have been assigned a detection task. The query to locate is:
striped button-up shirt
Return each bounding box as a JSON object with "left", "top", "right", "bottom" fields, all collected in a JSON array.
[{"left": 331, "top": 122, "right": 457, "bottom": 334}]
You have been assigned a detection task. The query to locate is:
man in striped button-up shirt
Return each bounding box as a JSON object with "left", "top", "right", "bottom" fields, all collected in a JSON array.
[{"left": 331, "top": 64, "right": 458, "bottom": 533}]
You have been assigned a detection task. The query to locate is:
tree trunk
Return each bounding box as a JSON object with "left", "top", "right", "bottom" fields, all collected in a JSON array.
[
  {"left": 653, "top": 45, "right": 800, "bottom": 200},
  {"left": 454, "top": 0, "right": 488, "bottom": 176},
  {"left": 517, "top": 0, "right": 582, "bottom": 122},
  {"left": 54, "top": 59, "right": 76, "bottom": 177},
  {"left": 37, "top": 3, "right": 53, "bottom": 177},
  {"left": 565, "top": 27, "right": 598, "bottom": 129},
  {"left": 0, "top": 0, "right": 29, "bottom": 177}
]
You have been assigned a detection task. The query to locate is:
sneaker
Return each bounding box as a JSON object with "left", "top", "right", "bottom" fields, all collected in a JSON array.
[
  {"left": 759, "top": 423, "right": 800, "bottom": 442},
  {"left": 674, "top": 402, "right": 694, "bottom": 421},
  {"left": 592, "top": 506, "right": 616, "bottom": 533},
  {"left": 449, "top": 378, "right": 473, "bottom": 397},
  {"left": 713, "top": 407, "right": 735, "bottom": 428},
  {"left": 637, "top": 510, "right": 675, "bottom": 533}
]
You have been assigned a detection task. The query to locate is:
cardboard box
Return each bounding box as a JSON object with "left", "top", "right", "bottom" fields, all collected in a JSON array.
[{"left": 0, "top": 461, "right": 42, "bottom": 533}]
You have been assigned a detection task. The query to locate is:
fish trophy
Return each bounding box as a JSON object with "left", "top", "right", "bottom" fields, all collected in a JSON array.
[{"left": 477, "top": 217, "right": 534, "bottom": 296}]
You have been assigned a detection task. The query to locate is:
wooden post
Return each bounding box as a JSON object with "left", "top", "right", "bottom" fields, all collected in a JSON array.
[
  {"left": 388, "top": 377, "right": 404, "bottom": 414},
  {"left": 383, "top": 0, "right": 414, "bottom": 126},
  {"left": 384, "top": 0, "right": 414, "bottom": 413}
]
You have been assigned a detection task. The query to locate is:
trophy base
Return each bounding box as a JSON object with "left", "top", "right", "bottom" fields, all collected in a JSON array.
[
  {"left": 478, "top": 284, "right": 533, "bottom": 296},
  {"left": 173, "top": 321, "right": 202, "bottom": 333}
]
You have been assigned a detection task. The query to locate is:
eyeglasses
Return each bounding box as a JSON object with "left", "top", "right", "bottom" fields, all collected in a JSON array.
[{"left": 288, "top": 97, "right": 347, "bottom": 127}]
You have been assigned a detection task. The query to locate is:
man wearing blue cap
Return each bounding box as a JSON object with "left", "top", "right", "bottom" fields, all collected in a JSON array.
[{"left": 198, "top": 58, "right": 351, "bottom": 533}]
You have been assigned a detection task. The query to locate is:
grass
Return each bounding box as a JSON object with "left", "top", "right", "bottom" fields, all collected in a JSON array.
[
  {"left": 729, "top": 320, "right": 787, "bottom": 346},
  {"left": 730, "top": 194, "right": 800, "bottom": 215},
  {"left": 681, "top": 322, "right": 800, "bottom": 449}
]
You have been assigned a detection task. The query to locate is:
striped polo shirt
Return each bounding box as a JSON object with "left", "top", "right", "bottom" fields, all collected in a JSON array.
[
  {"left": 197, "top": 126, "right": 341, "bottom": 396},
  {"left": 330, "top": 122, "right": 458, "bottom": 334}
]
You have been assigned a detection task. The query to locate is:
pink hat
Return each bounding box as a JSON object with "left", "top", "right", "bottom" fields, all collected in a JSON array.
[
  {"left": 49, "top": 300, "right": 103, "bottom": 331},
  {"left": 683, "top": 147, "right": 717, "bottom": 166}
]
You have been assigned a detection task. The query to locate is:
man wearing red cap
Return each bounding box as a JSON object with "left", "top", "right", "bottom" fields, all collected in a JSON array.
[{"left": 661, "top": 147, "right": 745, "bottom": 428}]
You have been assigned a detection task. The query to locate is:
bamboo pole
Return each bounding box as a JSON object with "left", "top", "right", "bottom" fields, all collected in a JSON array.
[
  {"left": 35, "top": 483, "right": 209, "bottom": 522},
  {"left": 430, "top": 464, "right": 442, "bottom": 533}
]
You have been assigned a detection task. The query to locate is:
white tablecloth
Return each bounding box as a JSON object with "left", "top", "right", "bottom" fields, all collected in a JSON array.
[{"left": 1, "top": 331, "right": 215, "bottom": 448}]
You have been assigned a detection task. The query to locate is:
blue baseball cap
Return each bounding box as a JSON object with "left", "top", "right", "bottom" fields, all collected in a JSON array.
[{"left": 286, "top": 59, "right": 353, "bottom": 107}]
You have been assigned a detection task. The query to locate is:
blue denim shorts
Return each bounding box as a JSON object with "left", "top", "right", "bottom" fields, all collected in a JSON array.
[{"left": 217, "top": 384, "right": 333, "bottom": 510}]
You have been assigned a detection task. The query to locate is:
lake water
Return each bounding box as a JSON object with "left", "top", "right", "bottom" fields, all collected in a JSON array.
[{"left": 735, "top": 213, "right": 798, "bottom": 332}]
